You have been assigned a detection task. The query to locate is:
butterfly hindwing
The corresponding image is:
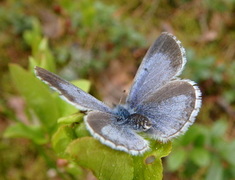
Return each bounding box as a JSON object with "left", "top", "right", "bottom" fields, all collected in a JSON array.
[
  {"left": 85, "top": 111, "right": 149, "bottom": 155},
  {"left": 135, "top": 80, "right": 201, "bottom": 141}
]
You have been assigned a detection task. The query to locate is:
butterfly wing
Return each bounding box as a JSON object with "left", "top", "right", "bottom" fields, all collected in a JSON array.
[
  {"left": 35, "top": 66, "right": 111, "bottom": 113},
  {"left": 85, "top": 111, "right": 149, "bottom": 155},
  {"left": 135, "top": 80, "right": 201, "bottom": 141},
  {"left": 127, "top": 32, "right": 186, "bottom": 108}
]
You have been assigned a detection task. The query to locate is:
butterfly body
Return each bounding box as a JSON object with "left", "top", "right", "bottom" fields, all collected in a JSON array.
[
  {"left": 112, "top": 105, "right": 152, "bottom": 131},
  {"left": 35, "top": 32, "right": 201, "bottom": 155}
]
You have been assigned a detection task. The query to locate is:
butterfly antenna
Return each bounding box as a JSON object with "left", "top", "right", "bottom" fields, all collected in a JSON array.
[{"left": 118, "top": 90, "right": 126, "bottom": 105}]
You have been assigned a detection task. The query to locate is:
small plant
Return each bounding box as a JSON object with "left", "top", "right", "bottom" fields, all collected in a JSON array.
[
  {"left": 4, "top": 19, "right": 90, "bottom": 179},
  {"left": 166, "top": 119, "right": 235, "bottom": 180}
]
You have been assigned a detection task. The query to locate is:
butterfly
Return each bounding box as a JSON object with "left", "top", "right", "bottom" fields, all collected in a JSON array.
[{"left": 35, "top": 32, "right": 201, "bottom": 155}]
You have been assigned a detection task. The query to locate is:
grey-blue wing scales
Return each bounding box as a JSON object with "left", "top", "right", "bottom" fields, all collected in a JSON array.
[
  {"left": 35, "top": 66, "right": 111, "bottom": 113},
  {"left": 85, "top": 111, "right": 149, "bottom": 155},
  {"left": 135, "top": 80, "right": 201, "bottom": 141},
  {"left": 127, "top": 32, "right": 186, "bottom": 108}
]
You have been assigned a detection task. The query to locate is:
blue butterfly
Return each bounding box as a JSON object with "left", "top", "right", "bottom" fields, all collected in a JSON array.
[{"left": 35, "top": 32, "right": 201, "bottom": 155}]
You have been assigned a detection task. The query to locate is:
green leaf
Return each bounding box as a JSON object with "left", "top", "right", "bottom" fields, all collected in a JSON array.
[
  {"left": 193, "top": 125, "right": 210, "bottom": 147},
  {"left": 28, "top": 56, "right": 39, "bottom": 72},
  {"left": 190, "top": 147, "right": 210, "bottom": 167},
  {"left": 213, "top": 138, "right": 228, "bottom": 153},
  {"left": 174, "top": 125, "right": 201, "bottom": 146},
  {"left": 167, "top": 148, "right": 187, "bottom": 171},
  {"left": 206, "top": 158, "right": 223, "bottom": 180},
  {"left": 221, "top": 140, "right": 235, "bottom": 165},
  {"left": 229, "top": 165, "right": 235, "bottom": 177},
  {"left": 133, "top": 141, "right": 172, "bottom": 180},
  {"left": 211, "top": 120, "right": 228, "bottom": 138},
  {"left": 23, "top": 18, "right": 42, "bottom": 55},
  {"left": 38, "top": 38, "right": 56, "bottom": 72},
  {"left": 39, "top": 38, "right": 48, "bottom": 51},
  {"left": 64, "top": 162, "right": 84, "bottom": 179},
  {"left": 56, "top": 96, "right": 78, "bottom": 117},
  {"left": 66, "top": 137, "right": 134, "bottom": 180},
  {"left": 71, "top": 79, "right": 91, "bottom": 93},
  {"left": 52, "top": 125, "right": 77, "bottom": 157},
  {"left": 9, "top": 64, "right": 60, "bottom": 130},
  {"left": 74, "top": 122, "right": 90, "bottom": 138},
  {"left": 3, "top": 123, "right": 47, "bottom": 144},
  {"left": 57, "top": 113, "right": 84, "bottom": 124}
]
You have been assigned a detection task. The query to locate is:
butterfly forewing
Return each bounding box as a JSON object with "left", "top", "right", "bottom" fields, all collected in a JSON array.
[
  {"left": 35, "top": 66, "right": 112, "bottom": 113},
  {"left": 127, "top": 33, "right": 186, "bottom": 109}
]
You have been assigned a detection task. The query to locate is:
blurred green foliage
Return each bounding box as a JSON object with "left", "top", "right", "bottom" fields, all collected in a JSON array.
[
  {"left": 0, "top": 0, "right": 235, "bottom": 179},
  {"left": 166, "top": 120, "right": 235, "bottom": 180},
  {"left": 3, "top": 20, "right": 91, "bottom": 179}
]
